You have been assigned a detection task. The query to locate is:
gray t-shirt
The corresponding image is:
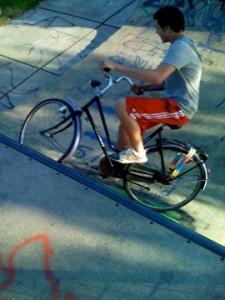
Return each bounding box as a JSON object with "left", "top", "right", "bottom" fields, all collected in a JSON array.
[{"left": 161, "top": 36, "right": 202, "bottom": 119}]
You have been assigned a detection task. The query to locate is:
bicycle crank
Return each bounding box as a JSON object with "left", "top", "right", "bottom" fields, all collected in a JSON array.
[{"left": 99, "top": 157, "right": 125, "bottom": 178}]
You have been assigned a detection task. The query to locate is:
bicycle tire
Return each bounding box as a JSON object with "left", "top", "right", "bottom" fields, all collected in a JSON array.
[
  {"left": 124, "top": 145, "right": 205, "bottom": 211},
  {"left": 19, "top": 98, "right": 81, "bottom": 163}
]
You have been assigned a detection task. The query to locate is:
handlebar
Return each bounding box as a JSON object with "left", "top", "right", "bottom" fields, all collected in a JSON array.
[{"left": 90, "top": 71, "right": 134, "bottom": 97}]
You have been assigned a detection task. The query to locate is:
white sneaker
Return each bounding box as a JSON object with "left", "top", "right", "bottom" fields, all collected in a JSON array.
[{"left": 110, "top": 147, "right": 147, "bottom": 164}]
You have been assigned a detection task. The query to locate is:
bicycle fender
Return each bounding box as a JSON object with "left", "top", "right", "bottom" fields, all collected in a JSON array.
[
  {"left": 66, "top": 97, "right": 82, "bottom": 115},
  {"left": 200, "top": 161, "right": 208, "bottom": 191}
]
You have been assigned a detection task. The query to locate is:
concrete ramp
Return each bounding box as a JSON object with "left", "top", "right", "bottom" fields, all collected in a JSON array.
[
  {"left": 1, "top": 0, "right": 224, "bottom": 246},
  {"left": 0, "top": 135, "right": 225, "bottom": 300}
]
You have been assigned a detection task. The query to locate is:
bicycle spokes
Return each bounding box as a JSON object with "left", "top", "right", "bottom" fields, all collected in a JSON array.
[{"left": 124, "top": 147, "right": 205, "bottom": 211}]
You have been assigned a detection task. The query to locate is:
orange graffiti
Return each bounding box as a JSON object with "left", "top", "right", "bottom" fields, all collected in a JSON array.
[{"left": 0, "top": 235, "right": 79, "bottom": 300}]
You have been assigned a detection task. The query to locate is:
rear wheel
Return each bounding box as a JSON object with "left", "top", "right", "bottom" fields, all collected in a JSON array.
[
  {"left": 19, "top": 98, "right": 81, "bottom": 162},
  {"left": 124, "top": 146, "right": 204, "bottom": 211}
]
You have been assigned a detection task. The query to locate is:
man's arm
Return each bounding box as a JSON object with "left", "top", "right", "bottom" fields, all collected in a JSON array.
[
  {"left": 99, "top": 60, "right": 176, "bottom": 85},
  {"left": 131, "top": 83, "right": 164, "bottom": 95}
]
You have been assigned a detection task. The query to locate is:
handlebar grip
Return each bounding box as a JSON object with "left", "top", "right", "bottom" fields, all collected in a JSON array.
[{"left": 103, "top": 67, "right": 111, "bottom": 73}]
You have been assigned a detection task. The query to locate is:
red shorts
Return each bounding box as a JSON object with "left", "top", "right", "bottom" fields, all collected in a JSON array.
[{"left": 126, "top": 97, "right": 190, "bottom": 135}]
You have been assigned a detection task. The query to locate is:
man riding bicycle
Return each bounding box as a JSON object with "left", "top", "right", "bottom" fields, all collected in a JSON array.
[{"left": 99, "top": 5, "right": 202, "bottom": 164}]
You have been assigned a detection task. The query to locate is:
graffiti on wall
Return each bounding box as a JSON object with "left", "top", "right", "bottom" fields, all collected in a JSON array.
[{"left": 139, "top": 0, "right": 225, "bottom": 52}]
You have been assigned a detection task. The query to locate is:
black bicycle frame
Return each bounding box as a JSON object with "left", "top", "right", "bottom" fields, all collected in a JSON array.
[
  {"left": 40, "top": 96, "right": 206, "bottom": 183},
  {"left": 143, "top": 125, "right": 167, "bottom": 177},
  {"left": 81, "top": 95, "right": 117, "bottom": 168}
]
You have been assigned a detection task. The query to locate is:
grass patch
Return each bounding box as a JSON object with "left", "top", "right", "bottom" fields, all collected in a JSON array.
[{"left": 0, "top": 0, "right": 42, "bottom": 26}]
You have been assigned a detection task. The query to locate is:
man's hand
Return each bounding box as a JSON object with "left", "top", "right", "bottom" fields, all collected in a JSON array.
[
  {"left": 131, "top": 84, "right": 146, "bottom": 95},
  {"left": 99, "top": 59, "right": 116, "bottom": 72},
  {"left": 131, "top": 83, "right": 164, "bottom": 94}
]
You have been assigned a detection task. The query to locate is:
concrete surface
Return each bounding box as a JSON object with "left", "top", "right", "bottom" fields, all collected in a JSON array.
[
  {"left": 0, "top": 0, "right": 139, "bottom": 109},
  {"left": 0, "top": 139, "right": 225, "bottom": 300},
  {"left": 0, "top": 0, "right": 225, "bottom": 299}
]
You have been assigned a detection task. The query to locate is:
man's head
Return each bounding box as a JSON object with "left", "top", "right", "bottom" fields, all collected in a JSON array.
[
  {"left": 153, "top": 6, "right": 185, "bottom": 32},
  {"left": 153, "top": 6, "right": 185, "bottom": 42}
]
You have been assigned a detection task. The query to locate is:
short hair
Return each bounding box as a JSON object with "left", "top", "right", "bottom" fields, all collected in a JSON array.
[{"left": 153, "top": 6, "right": 185, "bottom": 32}]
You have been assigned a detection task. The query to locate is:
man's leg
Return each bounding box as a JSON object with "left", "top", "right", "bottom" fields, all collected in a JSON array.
[
  {"left": 115, "top": 97, "right": 145, "bottom": 153},
  {"left": 116, "top": 124, "right": 130, "bottom": 151}
]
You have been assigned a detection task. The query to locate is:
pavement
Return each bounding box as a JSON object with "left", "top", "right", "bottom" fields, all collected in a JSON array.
[{"left": 0, "top": 0, "right": 225, "bottom": 299}]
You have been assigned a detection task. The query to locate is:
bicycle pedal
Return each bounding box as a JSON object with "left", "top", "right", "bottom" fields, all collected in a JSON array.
[
  {"left": 100, "top": 173, "right": 109, "bottom": 179},
  {"left": 99, "top": 157, "right": 113, "bottom": 176}
]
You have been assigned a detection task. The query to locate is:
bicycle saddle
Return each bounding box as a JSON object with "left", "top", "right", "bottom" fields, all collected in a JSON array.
[
  {"left": 89, "top": 79, "right": 101, "bottom": 88},
  {"left": 166, "top": 124, "right": 182, "bottom": 130}
]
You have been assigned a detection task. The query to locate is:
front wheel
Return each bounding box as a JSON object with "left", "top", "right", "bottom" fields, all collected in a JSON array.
[
  {"left": 123, "top": 145, "right": 205, "bottom": 211},
  {"left": 19, "top": 98, "right": 81, "bottom": 163}
]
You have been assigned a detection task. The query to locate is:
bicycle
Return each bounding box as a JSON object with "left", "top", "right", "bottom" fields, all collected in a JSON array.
[{"left": 19, "top": 71, "right": 209, "bottom": 212}]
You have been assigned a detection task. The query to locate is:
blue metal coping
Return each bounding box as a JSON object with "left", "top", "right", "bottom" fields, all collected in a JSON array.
[{"left": 1, "top": 133, "right": 225, "bottom": 259}]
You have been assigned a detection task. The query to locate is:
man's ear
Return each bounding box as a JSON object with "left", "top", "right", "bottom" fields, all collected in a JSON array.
[{"left": 165, "top": 26, "right": 171, "bottom": 32}]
